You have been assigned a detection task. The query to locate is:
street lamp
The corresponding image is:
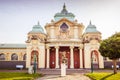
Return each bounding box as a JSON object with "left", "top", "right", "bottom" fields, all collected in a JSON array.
[
  {"left": 91, "top": 55, "right": 93, "bottom": 73},
  {"left": 33, "top": 52, "right": 36, "bottom": 74}
]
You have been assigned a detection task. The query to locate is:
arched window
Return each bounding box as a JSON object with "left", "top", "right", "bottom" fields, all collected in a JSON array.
[
  {"left": 23, "top": 54, "right": 26, "bottom": 60},
  {"left": 0, "top": 53, "right": 5, "bottom": 60},
  {"left": 11, "top": 53, "right": 18, "bottom": 60},
  {"left": 60, "top": 23, "right": 69, "bottom": 32}
]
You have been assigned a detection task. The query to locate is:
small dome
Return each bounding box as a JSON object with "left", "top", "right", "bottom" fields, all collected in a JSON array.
[
  {"left": 29, "top": 22, "right": 45, "bottom": 34},
  {"left": 85, "top": 21, "right": 100, "bottom": 33},
  {"left": 54, "top": 3, "right": 75, "bottom": 21}
]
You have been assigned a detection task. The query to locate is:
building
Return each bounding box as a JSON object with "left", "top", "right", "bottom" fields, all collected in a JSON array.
[{"left": 0, "top": 4, "right": 104, "bottom": 69}]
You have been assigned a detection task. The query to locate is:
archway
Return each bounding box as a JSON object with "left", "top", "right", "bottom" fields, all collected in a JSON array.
[
  {"left": 91, "top": 50, "right": 99, "bottom": 69},
  {"left": 31, "top": 50, "right": 39, "bottom": 68}
]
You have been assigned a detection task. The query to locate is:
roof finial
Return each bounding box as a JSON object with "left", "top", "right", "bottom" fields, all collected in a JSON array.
[
  {"left": 90, "top": 20, "right": 92, "bottom": 25},
  {"left": 38, "top": 21, "right": 40, "bottom": 25},
  {"left": 63, "top": 3, "right": 66, "bottom": 9}
]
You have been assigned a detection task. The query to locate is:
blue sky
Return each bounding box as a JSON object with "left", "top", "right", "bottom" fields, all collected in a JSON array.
[{"left": 0, "top": 0, "right": 120, "bottom": 43}]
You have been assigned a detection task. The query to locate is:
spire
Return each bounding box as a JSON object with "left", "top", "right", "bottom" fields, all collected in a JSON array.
[
  {"left": 61, "top": 3, "right": 68, "bottom": 14},
  {"left": 89, "top": 20, "right": 92, "bottom": 25},
  {"left": 63, "top": 3, "right": 66, "bottom": 9},
  {"left": 37, "top": 21, "right": 40, "bottom": 25},
  {"left": 54, "top": 3, "right": 75, "bottom": 21}
]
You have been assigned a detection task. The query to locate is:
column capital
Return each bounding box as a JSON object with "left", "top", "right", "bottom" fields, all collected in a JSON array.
[
  {"left": 46, "top": 46, "right": 50, "bottom": 49},
  {"left": 79, "top": 44, "right": 84, "bottom": 49},
  {"left": 70, "top": 46, "right": 74, "bottom": 49},
  {"left": 55, "top": 46, "right": 59, "bottom": 49},
  {"left": 78, "top": 47, "right": 82, "bottom": 49}
]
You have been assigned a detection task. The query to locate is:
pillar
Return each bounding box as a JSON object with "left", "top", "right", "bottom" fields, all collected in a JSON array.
[
  {"left": 70, "top": 46, "right": 74, "bottom": 68},
  {"left": 55, "top": 46, "right": 59, "bottom": 68},
  {"left": 46, "top": 47, "right": 50, "bottom": 68},
  {"left": 79, "top": 48, "right": 83, "bottom": 68}
]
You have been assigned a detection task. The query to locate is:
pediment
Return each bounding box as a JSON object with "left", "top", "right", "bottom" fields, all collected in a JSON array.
[{"left": 54, "top": 18, "right": 75, "bottom": 26}]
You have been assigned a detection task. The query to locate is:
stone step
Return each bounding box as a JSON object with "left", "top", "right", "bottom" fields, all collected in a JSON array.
[{"left": 39, "top": 69, "right": 90, "bottom": 75}]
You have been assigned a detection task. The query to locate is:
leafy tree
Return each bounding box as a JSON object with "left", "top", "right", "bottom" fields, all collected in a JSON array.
[{"left": 99, "top": 32, "right": 120, "bottom": 74}]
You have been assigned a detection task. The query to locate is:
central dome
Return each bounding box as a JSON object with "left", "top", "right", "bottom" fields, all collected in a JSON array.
[{"left": 54, "top": 4, "right": 75, "bottom": 21}]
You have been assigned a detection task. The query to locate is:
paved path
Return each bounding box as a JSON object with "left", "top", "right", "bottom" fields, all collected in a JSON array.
[
  {"left": 36, "top": 73, "right": 91, "bottom": 80},
  {"left": 36, "top": 69, "right": 91, "bottom": 80}
]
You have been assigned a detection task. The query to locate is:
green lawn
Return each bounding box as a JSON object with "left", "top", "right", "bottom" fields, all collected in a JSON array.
[
  {"left": 0, "top": 72, "right": 42, "bottom": 80},
  {"left": 86, "top": 72, "right": 120, "bottom": 80}
]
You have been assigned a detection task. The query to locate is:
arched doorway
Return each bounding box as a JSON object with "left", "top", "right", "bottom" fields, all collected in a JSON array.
[
  {"left": 74, "top": 47, "right": 80, "bottom": 69},
  {"left": 31, "top": 50, "right": 39, "bottom": 68},
  {"left": 91, "top": 50, "right": 99, "bottom": 69}
]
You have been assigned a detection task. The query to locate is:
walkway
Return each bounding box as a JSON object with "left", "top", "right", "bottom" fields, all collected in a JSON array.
[
  {"left": 36, "top": 73, "right": 91, "bottom": 80},
  {"left": 36, "top": 69, "right": 91, "bottom": 80}
]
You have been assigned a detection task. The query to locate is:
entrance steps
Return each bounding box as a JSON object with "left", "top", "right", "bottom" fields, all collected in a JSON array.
[{"left": 39, "top": 69, "right": 90, "bottom": 75}]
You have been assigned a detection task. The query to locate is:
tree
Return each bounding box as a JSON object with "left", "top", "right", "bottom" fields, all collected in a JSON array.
[{"left": 99, "top": 32, "right": 120, "bottom": 74}]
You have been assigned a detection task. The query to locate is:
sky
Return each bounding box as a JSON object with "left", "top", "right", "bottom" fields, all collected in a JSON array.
[{"left": 0, "top": 0, "right": 120, "bottom": 43}]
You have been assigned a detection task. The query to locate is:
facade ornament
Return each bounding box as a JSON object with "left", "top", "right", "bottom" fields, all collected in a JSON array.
[{"left": 61, "top": 52, "right": 68, "bottom": 65}]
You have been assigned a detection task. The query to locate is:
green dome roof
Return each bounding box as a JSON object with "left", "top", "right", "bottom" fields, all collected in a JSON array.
[
  {"left": 54, "top": 3, "right": 75, "bottom": 21},
  {"left": 85, "top": 21, "right": 100, "bottom": 33},
  {"left": 29, "top": 22, "right": 45, "bottom": 34}
]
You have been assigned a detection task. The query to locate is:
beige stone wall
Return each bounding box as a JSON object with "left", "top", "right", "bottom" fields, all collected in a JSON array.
[
  {"left": 45, "top": 18, "right": 84, "bottom": 41},
  {"left": 84, "top": 40, "right": 104, "bottom": 68},
  {"left": 26, "top": 31, "right": 46, "bottom": 68},
  {"left": 0, "top": 48, "right": 26, "bottom": 61}
]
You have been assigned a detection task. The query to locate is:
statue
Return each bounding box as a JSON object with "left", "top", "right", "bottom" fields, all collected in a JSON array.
[
  {"left": 61, "top": 53, "right": 68, "bottom": 65},
  {"left": 61, "top": 52, "right": 67, "bottom": 77}
]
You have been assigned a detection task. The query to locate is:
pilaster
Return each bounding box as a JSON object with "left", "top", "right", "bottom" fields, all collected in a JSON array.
[
  {"left": 79, "top": 47, "right": 83, "bottom": 68},
  {"left": 46, "top": 46, "right": 50, "bottom": 68},
  {"left": 74, "top": 26, "right": 78, "bottom": 39},
  {"left": 50, "top": 26, "right": 55, "bottom": 39}
]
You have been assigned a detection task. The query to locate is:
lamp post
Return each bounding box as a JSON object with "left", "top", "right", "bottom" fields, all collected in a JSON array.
[
  {"left": 91, "top": 55, "right": 93, "bottom": 73},
  {"left": 33, "top": 52, "right": 36, "bottom": 74}
]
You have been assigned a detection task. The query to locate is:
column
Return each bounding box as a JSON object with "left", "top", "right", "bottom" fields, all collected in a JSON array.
[
  {"left": 47, "top": 47, "right": 50, "bottom": 68},
  {"left": 79, "top": 48, "right": 83, "bottom": 68},
  {"left": 55, "top": 46, "right": 59, "bottom": 68},
  {"left": 70, "top": 46, "right": 74, "bottom": 68}
]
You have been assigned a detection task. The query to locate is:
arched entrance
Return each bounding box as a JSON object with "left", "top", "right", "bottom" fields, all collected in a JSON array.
[
  {"left": 91, "top": 50, "right": 99, "bottom": 69},
  {"left": 74, "top": 47, "right": 80, "bottom": 69},
  {"left": 31, "top": 50, "right": 39, "bottom": 68}
]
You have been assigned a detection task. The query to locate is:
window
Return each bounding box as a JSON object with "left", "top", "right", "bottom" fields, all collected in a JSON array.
[
  {"left": 0, "top": 53, "right": 5, "bottom": 60},
  {"left": 23, "top": 54, "right": 26, "bottom": 60},
  {"left": 60, "top": 23, "right": 69, "bottom": 32},
  {"left": 11, "top": 53, "right": 18, "bottom": 60}
]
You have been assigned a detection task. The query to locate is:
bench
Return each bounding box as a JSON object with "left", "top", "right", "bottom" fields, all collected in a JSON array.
[{"left": 16, "top": 65, "right": 23, "bottom": 70}]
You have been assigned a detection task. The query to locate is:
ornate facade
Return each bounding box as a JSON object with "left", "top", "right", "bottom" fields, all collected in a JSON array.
[{"left": 0, "top": 4, "right": 104, "bottom": 69}]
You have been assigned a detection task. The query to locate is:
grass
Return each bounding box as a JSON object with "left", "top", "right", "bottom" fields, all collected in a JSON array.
[
  {"left": 0, "top": 72, "right": 42, "bottom": 80},
  {"left": 86, "top": 72, "right": 120, "bottom": 80}
]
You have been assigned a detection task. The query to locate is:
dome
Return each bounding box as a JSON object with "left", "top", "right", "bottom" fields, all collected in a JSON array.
[
  {"left": 85, "top": 21, "right": 100, "bottom": 33},
  {"left": 29, "top": 22, "right": 45, "bottom": 34},
  {"left": 54, "top": 3, "right": 75, "bottom": 21}
]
